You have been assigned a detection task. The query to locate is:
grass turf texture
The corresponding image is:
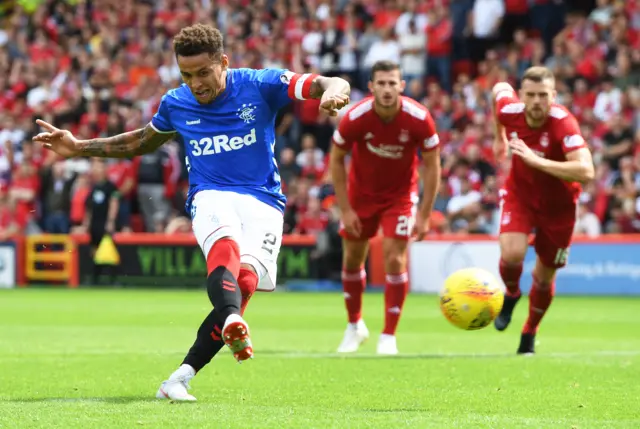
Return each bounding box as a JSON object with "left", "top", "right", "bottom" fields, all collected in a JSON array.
[{"left": 0, "top": 289, "right": 638, "bottom": 429}]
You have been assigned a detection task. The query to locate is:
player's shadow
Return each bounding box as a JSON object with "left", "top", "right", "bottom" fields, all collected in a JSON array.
[{"left": 5, "top": 396, "right": 170, "bottom": 404}]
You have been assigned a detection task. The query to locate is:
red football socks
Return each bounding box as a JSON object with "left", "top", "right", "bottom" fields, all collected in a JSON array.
[
  {"left": 383, "top": 272, "right": 409, "bottom": 335},
  {"left": 342, "top": 267, "right": 366, "bottom": 323},
  {"left": 522, "top": 275, "right": 555, "bottom": 335},
  {"left": 499, "top": 259, "right": 523, "bottom": 297},
  {"left": 206, "top": 238, "right": 240, "bottom": 278},
  {"left": 238, "top": 268, "right": 259, "bottom": 315}
]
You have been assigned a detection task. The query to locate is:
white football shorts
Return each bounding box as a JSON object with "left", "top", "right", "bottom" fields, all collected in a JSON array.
[{"left": 191, "top": 189, "right": 284, "bottom": 291}]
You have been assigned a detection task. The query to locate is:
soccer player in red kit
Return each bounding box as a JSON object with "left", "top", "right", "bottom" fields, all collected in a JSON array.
[
  {"left": 330, "top": 61, "right": 441, "bottom": 355},
  {"left": 491, "top": 66, "right": 595, "bottom": 354}
]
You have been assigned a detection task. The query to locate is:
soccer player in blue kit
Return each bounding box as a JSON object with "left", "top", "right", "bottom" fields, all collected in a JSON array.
[{"left": 33, "top": 23, "right": 350, "bottom": 401}]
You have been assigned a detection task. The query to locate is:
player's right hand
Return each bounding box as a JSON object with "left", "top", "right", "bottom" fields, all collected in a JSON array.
[
  {"left": 341, "top": 208, "right": 362, "bottom": 238},
  {"left": 32, "top": 119, "right": 80, "bottom": 158}
]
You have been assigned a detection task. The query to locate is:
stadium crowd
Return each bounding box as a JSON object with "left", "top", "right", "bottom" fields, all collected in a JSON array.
[{"left": 0, "top": 0, "right": 638, "bottom": 244}]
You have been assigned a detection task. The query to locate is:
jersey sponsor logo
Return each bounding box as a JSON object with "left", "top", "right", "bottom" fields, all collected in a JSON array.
[
  {"left": 564, "top": 134, "right": 584, "bottom": 148},
  {"left": 364, "top": 132, "right": 374, "bottom": 140},
  {"left": 186, "top": 119, "right": 201, "bottom": 125},
  {"left": 236, "top": 103, "right": 257, "bottom": 124},
  {"left": 189, "top": 128, "right": 257, "bottom": 156},
  {"left": 399, "top": 129, "right": 409, "bottom": 143},
  {"left": 366, "top": 142, "right": 403, "bottom": 159}
]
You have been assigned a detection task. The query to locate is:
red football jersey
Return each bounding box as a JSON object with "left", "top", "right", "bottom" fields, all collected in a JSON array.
[
  {"left": 496, "top": 90, "right": 587, "bottom": 212},
  {"left": 332, "top": 96, "right": 439, "bottom": 208}
]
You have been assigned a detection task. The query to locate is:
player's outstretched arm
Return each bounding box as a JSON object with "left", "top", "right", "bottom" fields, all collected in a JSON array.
[{"left": 33, "top": 119, "right": 175, "bottom": 159}]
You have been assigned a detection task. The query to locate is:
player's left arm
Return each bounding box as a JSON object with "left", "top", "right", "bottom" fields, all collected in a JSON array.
[
  {"left": 419, "top": 147, "right": 442, "bottom": 218},
  {"left": 301, "top": 75, "right": 351, "bottom": 117},
  {"left": 260, "top": 69, "right": 351, "bottom": 115},
  {"left": 413, "top": 112, "right": 441, "bottom": 240},
  {"left": 510, "top": 115, "right": 595, "bottom": 183},
  {"left": 530, "top": 146, "right": 595, "bottom": 184}
]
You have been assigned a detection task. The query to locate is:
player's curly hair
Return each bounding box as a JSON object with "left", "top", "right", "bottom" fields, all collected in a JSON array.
[{"left": 173, "top": 23, "right": 224, "bottom": 59}]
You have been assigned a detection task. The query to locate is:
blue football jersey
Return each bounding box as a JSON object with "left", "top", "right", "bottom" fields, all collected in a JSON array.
[{"left": 150, "top": 68, "right": 310, "bottom": 215}]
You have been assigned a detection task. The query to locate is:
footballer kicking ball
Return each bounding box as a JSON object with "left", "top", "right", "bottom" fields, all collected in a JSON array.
[{"left": 439, "top": 267, "right": 504, "bottom": 330}]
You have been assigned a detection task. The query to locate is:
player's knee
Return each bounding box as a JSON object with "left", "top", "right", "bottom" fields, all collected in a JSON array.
[
  {"left": 534, "top": 260, "right": 557, "bottom": 285},
  {"left": 500, "top": 244, "right": 527, "bottom": 264},
  {"left": 343, "top": 240, "right": 368, "bottom": 270},
  {"left": 384, "top": 252, "right": 407, "bottom": 273}
]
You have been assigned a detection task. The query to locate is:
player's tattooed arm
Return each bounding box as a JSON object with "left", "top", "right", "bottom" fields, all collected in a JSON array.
[
  {"left": 308, "top": 76, "right": 351, "bottom": 99},
  {"left": 33, "top": 119, "right": 175, "bottom": 159},
  {"left": 76, "top": 124, "right": 176, "bottom": 158}
]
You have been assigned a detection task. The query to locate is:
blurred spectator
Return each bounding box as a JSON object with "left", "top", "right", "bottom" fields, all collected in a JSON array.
[
  {"left": 446, "top": 176, "right": 483, "bottom": 231},
  {"left": 575, "top": 199, "right": 603, "bottom": 237},
  {"left": 83, "top": 159, "right": 120, "bottom": 285},
  {"left": 40, "top": 161, "right": 76, "bottom": 234},
  {"left": 602, "top": 114, "right": 634, "bottom": 171}
]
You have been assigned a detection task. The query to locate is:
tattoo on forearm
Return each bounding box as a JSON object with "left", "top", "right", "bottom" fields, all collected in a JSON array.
[
  {"left": 309, "top": 80, "right": 325, "bottom": 99},
  {"left": 77, "top": 124, "right": 174, "bottom": 158}
]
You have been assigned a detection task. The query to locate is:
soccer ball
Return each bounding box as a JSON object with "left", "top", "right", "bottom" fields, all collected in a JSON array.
[{"left": 439, "top": 267, "right": 504, "bottom": 330}]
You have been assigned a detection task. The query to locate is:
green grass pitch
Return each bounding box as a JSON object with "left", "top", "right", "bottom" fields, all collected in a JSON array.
[{"left": 0, "top": 289, "right": 639, "bottom": 429}]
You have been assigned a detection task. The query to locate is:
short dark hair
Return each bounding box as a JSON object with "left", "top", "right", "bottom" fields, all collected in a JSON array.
[
  {"left": 522, "top": 66, "right": 555, "bottom": 84},
  {"left": 173, "top": 24, "right": 224, "bottom": 59},
  {"left": 370, "top": 60, "right": 401, "bottom": 81}
]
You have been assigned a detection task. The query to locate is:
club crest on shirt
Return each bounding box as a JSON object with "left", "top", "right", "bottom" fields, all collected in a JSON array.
[
  {"left": 399, "top": 129, "right": 409, "bottom": 143},
  {"left": 237, "top": 103, "right": 257, "bottom": 124},
  {"left": 540, "top": 132, "right": 549, "bottom": 148}
]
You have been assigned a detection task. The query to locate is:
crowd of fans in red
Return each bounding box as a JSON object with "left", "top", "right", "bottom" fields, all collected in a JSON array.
[{"left": 1, "top": 0, "right": 639, "bottom": 241}]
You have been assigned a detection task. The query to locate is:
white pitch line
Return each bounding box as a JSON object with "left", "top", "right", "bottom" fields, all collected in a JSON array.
[{"left": 256, "top": 350, "right": 640, "bottom": 359}]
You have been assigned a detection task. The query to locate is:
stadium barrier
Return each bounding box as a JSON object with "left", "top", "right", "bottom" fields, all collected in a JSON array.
[
  {"left": 4, "top": 233, "right": 318, "bottom": 287},
  {"left": 3, "top": 233, "right": 640, "bottom": 295},
  {"left": 409, "top": 235, "right": 640, "bottom": 296}
]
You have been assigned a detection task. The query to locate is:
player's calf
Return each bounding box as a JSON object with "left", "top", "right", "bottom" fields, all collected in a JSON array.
[
  {"left": 495, "top": 259, "right": 523, "bottom": 331},
  {"left": 206, "top": 238, "right": 242, "bottom": 322},
  {"left": 238, "top": 266, "right": 259, "bottom": 315},
  {"left": 522, "top": 274, "right": 555, "bottom": 336}
]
